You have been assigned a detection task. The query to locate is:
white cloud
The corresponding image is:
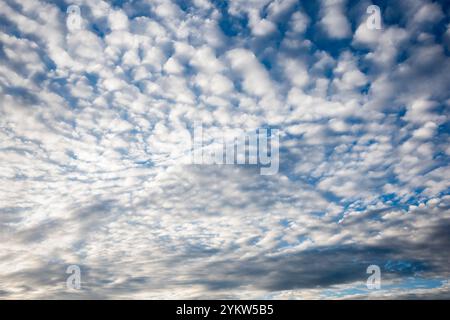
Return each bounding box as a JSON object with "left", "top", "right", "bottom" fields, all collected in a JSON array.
[
  {"left": 319, "top": 0, "right": 352, "bottom": 39},
  {"left": 108, "top": 9, "right": 129, "bottom": 31}
]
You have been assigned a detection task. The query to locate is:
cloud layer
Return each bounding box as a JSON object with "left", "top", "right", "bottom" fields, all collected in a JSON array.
[{"left": 0, "top": 0, "right": 449, "bottom": 299}]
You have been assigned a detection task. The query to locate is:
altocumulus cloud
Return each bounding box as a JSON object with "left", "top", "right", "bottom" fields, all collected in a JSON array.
[{"left": 0, "top": 0, "right": 449, "bottom": 299}]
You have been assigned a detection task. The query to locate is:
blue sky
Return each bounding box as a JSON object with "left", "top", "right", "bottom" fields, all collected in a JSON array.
[{"left": 0, "top": 0, "right": 449, "bottom": 299}]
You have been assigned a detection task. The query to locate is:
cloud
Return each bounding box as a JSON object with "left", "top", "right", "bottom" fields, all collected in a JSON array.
[
  {"left": 319, "top": 0, "right": 352, "bottom": 39},
  {"left": 0, "top": 0, "right": 449, "bottom": 299}
]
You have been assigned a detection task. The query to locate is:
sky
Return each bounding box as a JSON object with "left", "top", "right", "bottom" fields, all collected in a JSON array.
[{"left": 0, "top": 0, "right": 449, "bottom": 299}]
